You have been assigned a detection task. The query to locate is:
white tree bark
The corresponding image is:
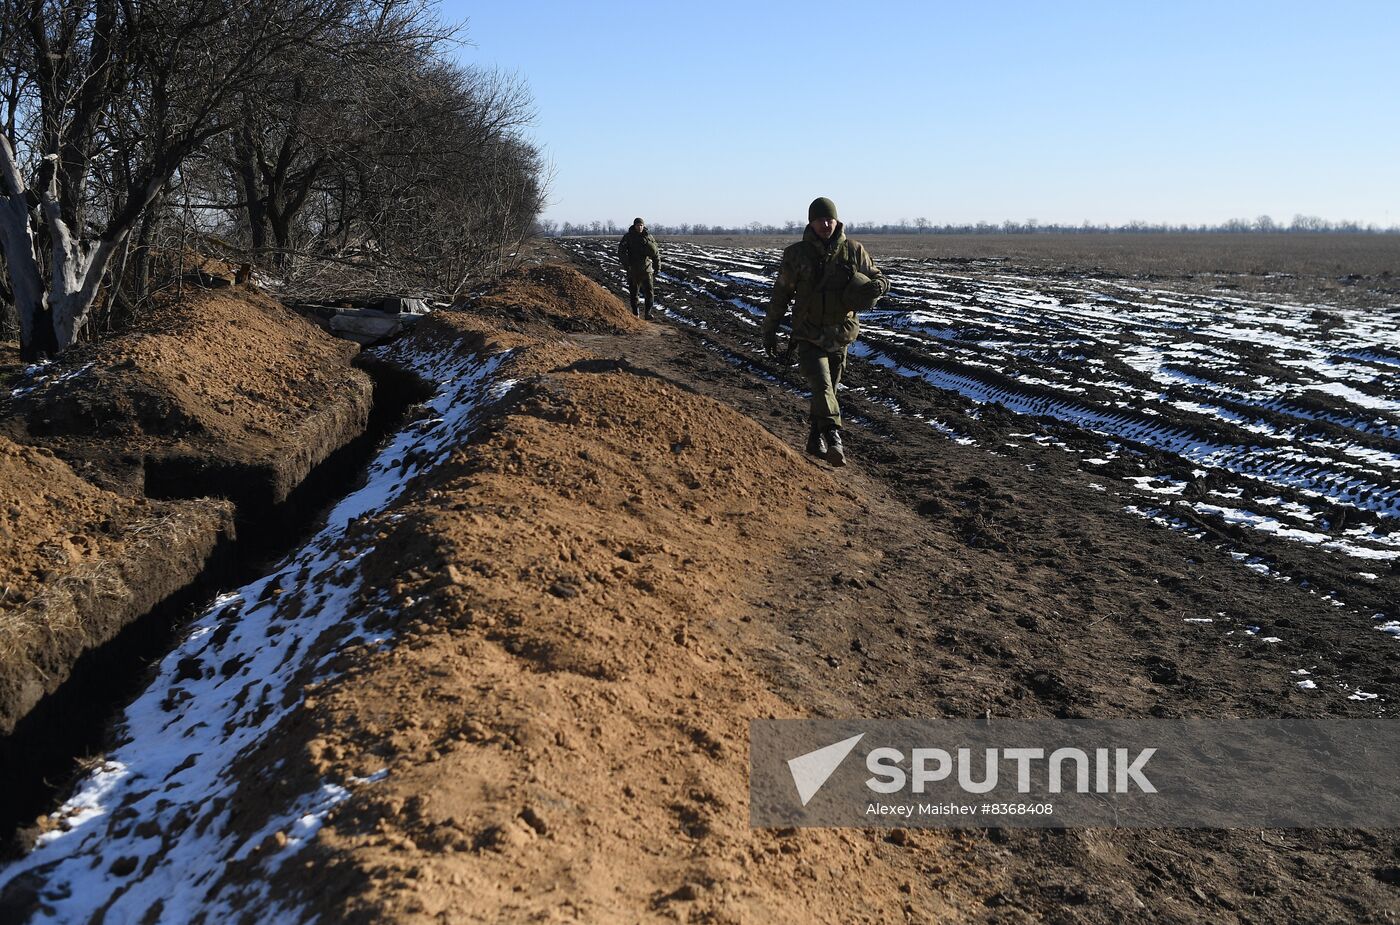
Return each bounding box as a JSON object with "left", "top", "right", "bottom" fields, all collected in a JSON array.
[
  {"left": 0, "top": 135, "right": 47, "bottom": 356},
  {"left": 42, "top": 195, "right": 125, "bottom": 351},
  {"left": 1, "top": 137, "right": 147, "bottom": 355}
]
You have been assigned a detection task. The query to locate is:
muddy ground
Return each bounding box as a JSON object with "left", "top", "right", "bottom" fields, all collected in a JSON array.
[
  {"left": 673, "top": 233, "right": 1400, "bottom": 309},
  {"left": 0, "top": 252, "right": 1396, "bottom": 923}
]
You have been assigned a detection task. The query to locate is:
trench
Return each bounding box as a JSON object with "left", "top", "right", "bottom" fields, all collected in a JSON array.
[{"left": 0, "top": 352, "right": 433, "bottom": 854}]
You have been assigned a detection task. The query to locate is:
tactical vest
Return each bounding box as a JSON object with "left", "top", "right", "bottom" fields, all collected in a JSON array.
[
  {"left": 791, "top": 238, "right": 857, "bottom": 328},
  {"left": 621, "top": 231, "right": 655, "bottom": 268}
]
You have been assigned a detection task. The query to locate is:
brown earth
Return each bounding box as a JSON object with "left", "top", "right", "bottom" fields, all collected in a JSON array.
[
  {"left": 0, "top": 436, "right": 150, "bottom": 610},
  {"left": 0, "top": 285, "right": 371, "bottom": 740},
  {"left": 202, "top": 263, "right": 1397, "bottom": 922},
  {"left": 230, "top": 305, "right": 965, "bottom": 923},
  {"left": 0, "top": 436, "right": 231, "bottom": 734},
  {"left": 465, "top": 262, "right": 648, "bottom": 335},
  {"left": 4, "top": 262, "right": 1398, "bottom": 921},
  {"left": 0, "top": 275, "right": 966, "bottom": 922},
  {"left": 1, "top": 286, "right": 372, "bottom": 504}
]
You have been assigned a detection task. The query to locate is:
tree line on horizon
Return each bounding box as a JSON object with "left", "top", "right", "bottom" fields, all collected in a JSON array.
[
  {"left": 1, "top": 0, "right": 547, "bottom": 361},
  {"left": 540, "top": 214, "right": 1398, "bottom": 237}
]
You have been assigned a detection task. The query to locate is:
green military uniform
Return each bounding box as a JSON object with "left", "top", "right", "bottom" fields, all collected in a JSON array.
[
  {"left": 618, "top": 218, "right": 661, "bottom": 318},
  {"left": 761, "top": 198, "right": 888, "bottom": 463}
]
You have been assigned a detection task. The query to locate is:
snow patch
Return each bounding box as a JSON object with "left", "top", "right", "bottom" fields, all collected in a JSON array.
[{"left": 0, "top": 344, "right": 510, "bottom": 921}]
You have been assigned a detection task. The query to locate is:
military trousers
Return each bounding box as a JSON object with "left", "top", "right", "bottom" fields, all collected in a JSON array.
[
  {"left": 626, "top": 267, "right": 655, "bottom": 311},
  {"left": 796, "top": 340, "right": 847, "bottom": 431}
]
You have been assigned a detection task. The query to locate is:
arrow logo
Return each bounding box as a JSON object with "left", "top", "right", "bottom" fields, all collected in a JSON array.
[{"left": 787, "top": 733, "right": 865, "bottom": 806}]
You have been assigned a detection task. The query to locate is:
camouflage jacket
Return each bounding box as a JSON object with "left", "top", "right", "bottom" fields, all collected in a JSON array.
[
  {"left": 762, "top": 223, "right": 888, "bottom": 350},
  {"left": 618, "top": 229, "right": 660, "bottom": 274}
]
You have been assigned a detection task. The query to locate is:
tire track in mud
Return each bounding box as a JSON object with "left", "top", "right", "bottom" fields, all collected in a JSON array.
[
  {"left": 850, "top": 335, "right": 1400, "bottom": 519},
  {"left": 560, "top": 238, "right": 1400, "bottom": 570}
]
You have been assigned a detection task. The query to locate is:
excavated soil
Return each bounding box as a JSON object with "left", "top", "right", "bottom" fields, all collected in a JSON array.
[
  {"left": 465, "top": 262, "right": 648, "bottom": 335},
  {"left": 0, "top": 284, "right": 376, "bottom": 822},
  {"left": 1, "top": 286, "right": 372, "bottom": 505},
  {"left": 272, "top": 321, "right": 954, "bottom": 922},
  {"left": 0, "top": 436, "right": 232, "bottom": 734},
  {"left": 2, "top": 261, "right": 1397, "bottom": 922}
]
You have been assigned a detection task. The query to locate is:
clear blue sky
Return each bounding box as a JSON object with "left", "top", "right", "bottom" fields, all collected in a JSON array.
[{"left": 440, "top": 1, "right": 1398, "bottom": 228}]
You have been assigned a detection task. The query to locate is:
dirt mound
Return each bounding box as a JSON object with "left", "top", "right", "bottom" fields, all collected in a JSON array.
[
  {"left": 0, "top": 283, "right": 372, "bottom": 767},
  {"left": 240, "top": 328, "right": 958, "bottom": 922},
  {"left": 0, "top": 437, "right": 136, "bottom": 609},
  {"left": 469, "top": 263, "right": 646, "bottom": 334},
  {"left": 0, "top": 435, "right": 232, "bottom": 734},
  {"left": 2, "top": 287, "right": 371, "bottom": 505}
]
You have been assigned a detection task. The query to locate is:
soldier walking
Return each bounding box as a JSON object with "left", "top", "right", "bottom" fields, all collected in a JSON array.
[
  {"left": 761, "top": 197, "right": 888, "bottom": 466},
  {"left": 618, "top": 217, "right": 661, "bottom": 320}
]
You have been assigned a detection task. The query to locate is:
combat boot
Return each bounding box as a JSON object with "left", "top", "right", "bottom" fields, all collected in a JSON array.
[
  {"left": 805, "top": 426, "right": 828, "bottom": 458},
  {"left": 824, "top": 427, "right": 845, "bottom": 467},
  {"left": 644, "top": 300, "right": 654, "bottom": 321}
]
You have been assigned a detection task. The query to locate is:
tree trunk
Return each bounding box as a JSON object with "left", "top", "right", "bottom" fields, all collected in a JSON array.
[
  {"left": 269, "top": 208, "right": 292, "bottom": 267},
  {"left": 0, "top": 136, "right": 56, "bottom": 360},
  {"left": 130, "top": 193, "right": 165, "bottom": 302},
  {"left": 0, "top": 212, "right": 52, "bottom": 360},
  {"left": 44, "top": 195, "right": 125, "bottom": 351},
  {"left": 234, "top": 124, "right": 269, "bottom": 255}
]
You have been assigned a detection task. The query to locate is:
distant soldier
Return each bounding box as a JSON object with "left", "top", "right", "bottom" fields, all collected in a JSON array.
[
  {"left": 618, "top": 217, "right": 661, "bottom": 320},
  {"left": 761, "top": 197, "right": 888, "bottom": 466}
]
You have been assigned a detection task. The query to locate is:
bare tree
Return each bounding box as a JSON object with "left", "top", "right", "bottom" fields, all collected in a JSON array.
[
  {"left": 0, "top": 0, "right": 367, "bottom": 360},
  {"left": 0, "top": 0, "right": 549, "bottom": 352},
  {"left": 215, "top": 0, "right": 458, "bottom": 267},
  {"left": 264, "top": 58, "right": 543, "bottom": 296}
]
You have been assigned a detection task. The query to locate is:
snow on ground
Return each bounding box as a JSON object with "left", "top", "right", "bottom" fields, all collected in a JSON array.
[
  {"left": 8, "top": 363, "right": 94, "bottom": 399},
  {"left": 0, "top": 343, "right": 510, "bottom": 922},
  {"left": 570, "top": 239, "right": 1400, "bottom": 567}
]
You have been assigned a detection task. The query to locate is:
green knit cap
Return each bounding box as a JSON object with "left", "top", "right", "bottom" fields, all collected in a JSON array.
[{"left": 808, "top": 197, "right": 839, "bottom": 221}]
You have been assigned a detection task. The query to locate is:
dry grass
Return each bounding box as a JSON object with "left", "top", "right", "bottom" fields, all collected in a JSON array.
[{"left": 0, "top": 506, "right": 220, "bottom": 696}]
